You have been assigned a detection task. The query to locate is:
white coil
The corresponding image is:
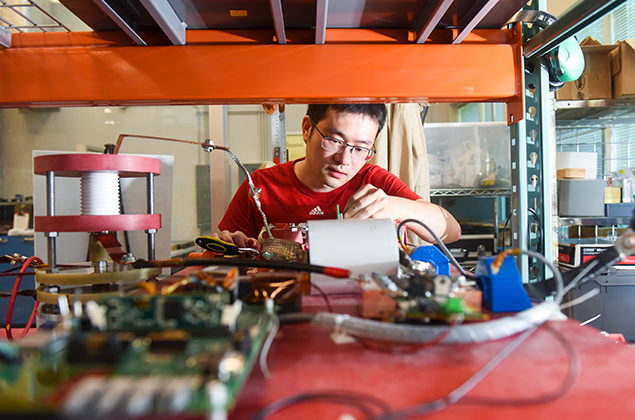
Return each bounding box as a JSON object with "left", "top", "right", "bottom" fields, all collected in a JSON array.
[{"left": 80, "top": 171, "right": 120, "bottom": 215}]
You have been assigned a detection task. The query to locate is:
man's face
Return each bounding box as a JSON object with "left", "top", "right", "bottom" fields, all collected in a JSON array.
[{"left": 301, "top": 109, "right": 378, "bottom": 192}]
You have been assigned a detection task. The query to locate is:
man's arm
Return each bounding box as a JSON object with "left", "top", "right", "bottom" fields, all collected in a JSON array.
[
  {"left": 217, "top": 178, "right": 260, "bottom": 244},
  {"left": 343, "top": 184, "right": 461, "bottom": 243}
]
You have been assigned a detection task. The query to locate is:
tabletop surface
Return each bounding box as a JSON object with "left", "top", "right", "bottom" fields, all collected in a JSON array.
[{"left": 230, "top": 297, "right": 635, "bottom": 420}]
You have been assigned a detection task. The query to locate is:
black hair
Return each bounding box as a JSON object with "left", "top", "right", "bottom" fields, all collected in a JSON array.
[{"left": 306, "top": 104, "right": 388, "bottom": 137}]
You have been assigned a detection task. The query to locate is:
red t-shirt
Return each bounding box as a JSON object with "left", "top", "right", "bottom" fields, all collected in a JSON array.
[{"left": 218, "top": 158, "right": 421, "bottom": 238}]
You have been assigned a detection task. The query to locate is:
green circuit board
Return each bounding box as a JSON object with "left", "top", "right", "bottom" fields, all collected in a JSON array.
[{"left": 0, "top": 292, "right": 271, "bottom": 417}]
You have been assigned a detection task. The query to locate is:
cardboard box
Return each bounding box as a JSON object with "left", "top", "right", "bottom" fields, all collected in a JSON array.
[
  {"left": 558, "top": 241, "right": 635, "bottom": 268},
  {"left": 605, "top": 186, "right": 621, "bottom": 204},
  {"left": 557, "top": 168, "right": 586, "bottom": 179},
  {"left": 556, "top": 37, "right": 617, "bottom": 101},
  {"left": 556, "top": 152, "right": 597, "bottom": 179},
  {"left": 611, "top": 39, "right": 635, "bottom": 98}
]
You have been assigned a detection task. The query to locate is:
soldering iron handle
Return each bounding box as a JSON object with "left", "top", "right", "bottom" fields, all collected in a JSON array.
[{"left": 131, "top": 258, "right": 351, "bottom": 279}]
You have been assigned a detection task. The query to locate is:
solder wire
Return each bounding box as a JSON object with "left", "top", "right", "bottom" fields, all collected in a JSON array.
[
  {"left": 222, "top": 148, "right": 273, "bottom": 239},
  {"left": 112, "top": 134, "right": 274, "bottom": 239}
]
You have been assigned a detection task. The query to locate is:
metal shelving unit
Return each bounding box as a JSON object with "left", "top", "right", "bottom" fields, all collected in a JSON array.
[
  {"left": 556, "top": 99, "right": 635, "bottom": 126},
  {"left": 0, "top": 0, "right": 625, "bottom": 285},
  {"left": 560, "top": 216, "right": 631, "bottom": 225},
  {"left": 0, "top": 0, "right": 70, "bottom": 33},
  {"left": 560, "top": 215, "right": 631, "bottom": 235},
  {"left": 431, "top": 188, "right": 511, "bottom": 260},
  {"left": 430, "top": 188, "right": 511, "bottom": 197}
]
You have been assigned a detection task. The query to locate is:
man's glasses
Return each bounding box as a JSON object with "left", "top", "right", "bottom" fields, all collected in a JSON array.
[{"left": 311, "top": 119, "right": 376, "bottom": 162}]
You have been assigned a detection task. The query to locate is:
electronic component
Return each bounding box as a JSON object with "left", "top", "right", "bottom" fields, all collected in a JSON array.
[
  {"left": 0, "top": 289, "right": 273, "bottom": 418},
  {"left": 32, "top": 153, "right": 164, "bottom": 327},
  {"left": 103, "top": 292, "right": 230, "bottom": 332}
]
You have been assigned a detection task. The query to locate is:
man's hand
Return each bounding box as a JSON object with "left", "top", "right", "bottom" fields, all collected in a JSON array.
[
  {"left": 212, "top": 230, "right": 261, "bottom": 251},
  {"left": 343, "top": 184, "right": 395, "bottom": 220},
  {"left": 342, "top": 184, "right": 462, "bottom": 244}
]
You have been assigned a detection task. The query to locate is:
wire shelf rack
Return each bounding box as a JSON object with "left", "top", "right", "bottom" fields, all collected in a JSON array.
[{"left": 0, "top": 0, "right": 69, "bottom": 33}]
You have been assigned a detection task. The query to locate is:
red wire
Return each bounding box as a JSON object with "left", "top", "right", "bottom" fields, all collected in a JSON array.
[
  {"left": 6, "top": 256, "right": 44, "bottom": 341},
  {"left": 21, "top": 301, "right": 40, "bottom": 339}
]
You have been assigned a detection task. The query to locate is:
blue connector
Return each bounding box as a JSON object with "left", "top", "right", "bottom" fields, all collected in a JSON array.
[
  {"left": 410, "top": 246, "right": 450, "bottom": 276},
  {"left": 475, "top": 255, "right": 532, "bottom": 313}
]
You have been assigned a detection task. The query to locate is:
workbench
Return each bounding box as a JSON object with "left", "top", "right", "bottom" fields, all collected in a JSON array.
[{"left": 230, "top": 296, "right": 635, "bottom": 420}]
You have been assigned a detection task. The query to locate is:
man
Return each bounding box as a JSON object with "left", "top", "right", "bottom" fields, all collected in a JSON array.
[{"left": 216, "top": 104, "right": 461, "bottom": 249}]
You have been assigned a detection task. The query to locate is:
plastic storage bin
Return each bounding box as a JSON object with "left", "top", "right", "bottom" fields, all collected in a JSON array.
[
  {"left": 562, "top": 267, "right": 635, "bottom": 341},
  {"left": 425, "top": 122, "right": 511, "bottom": 189}
]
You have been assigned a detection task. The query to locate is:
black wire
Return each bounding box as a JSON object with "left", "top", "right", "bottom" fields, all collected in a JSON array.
[
  {"left": 501, "top": 209, "right": 543, "bottom": 254},
  {"left": 252, "top": 391, "right": 392, "bottom": 420},
  {"left": 310, "top": 283, "right": 333, "bottom": 313},
  {"left": 462, "top": 323, "right": 579, "bottom": 406},
  {"left": 374, "top": 323, "right": 578, "bottom": 420},
  {"left": 118, "top": 178, "right": 131, "bottom": 253},
  {"left": 397, "top": 219, "right": 474, "bottom": 278},
  {"left": 501, "top": 212, "right": 512, "bottom": 251},
  {"left": 0, "top": 289, "right": 36, "bottom": 298},
  {"left": 376, "top": 399, "right": 448, "bottom": 420},
  {"left": 527, "top": 208, "right": 544, "bottom": 255},
  {"left": 0, "top": 271, "right": 35, "bottom": 278},
  {"left": 526, "top": 208, "right": 544, "bottom": 277},
  {"left": 1, "top": 264, "right": 23, "bottom": 273}
]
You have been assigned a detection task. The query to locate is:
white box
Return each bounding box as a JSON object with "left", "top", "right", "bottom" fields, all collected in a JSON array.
[{"left": 556, "top": 152, "right": 597, "bottom": 179}]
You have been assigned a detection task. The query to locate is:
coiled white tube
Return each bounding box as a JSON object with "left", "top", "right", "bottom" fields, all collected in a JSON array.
[
  {"left": 80, "top": 171, "right": 120, "bottom": 215},
  {"left": 312, "top": 301, "right": 560, "bottom": 344}
]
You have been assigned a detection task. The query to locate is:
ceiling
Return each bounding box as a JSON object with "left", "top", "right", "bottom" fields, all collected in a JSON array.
[{"left": 53, "top": 0, "right": 529, "bottom": 45}]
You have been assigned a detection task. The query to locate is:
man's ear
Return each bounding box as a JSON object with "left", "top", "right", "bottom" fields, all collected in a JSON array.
[{"left": 301, "top": 115, "right": 312, "bottom": 144}]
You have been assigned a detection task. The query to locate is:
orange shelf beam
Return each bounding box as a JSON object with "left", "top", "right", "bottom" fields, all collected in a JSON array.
[{"left": 0, "top": 28, "right": 524, "bottom": 124}]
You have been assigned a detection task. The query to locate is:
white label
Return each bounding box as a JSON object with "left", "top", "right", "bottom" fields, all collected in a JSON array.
[{"left": 13, "top": 212, "right": 29, "bottom": 230}]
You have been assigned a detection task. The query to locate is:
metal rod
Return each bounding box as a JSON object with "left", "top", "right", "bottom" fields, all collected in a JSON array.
[
  {"left": 146, "top": 173, "right": 156, "bottom": 260},
  {"left": 139, "top": 0, "right": 186, "bottom": 45},
  {"left": 415, "top": 0, "right": 454, "bottom": 44},
  {"left": 46, "top": 171, "right": 57, "bottom": 270},
  {"left": 315, "top": 0, "right": 328, "bottom": 44},
  {"left": 453, "top": 0, "right": 499, "bottom": 44},
  {"left": 268, "top": 0, "right": 286, "bottom": 44},
  {"left": 92, "top": 0, "right": 147, "bottom": 46}
]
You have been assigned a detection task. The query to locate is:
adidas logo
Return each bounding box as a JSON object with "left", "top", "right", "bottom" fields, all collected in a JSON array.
[{"left": 309, "top": 206, "right": 324, "bottom": 216}]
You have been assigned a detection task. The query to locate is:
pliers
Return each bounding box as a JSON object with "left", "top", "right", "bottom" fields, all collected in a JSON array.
[{"left": 195, "top": 236, "right": 259, "bottom": 256}]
